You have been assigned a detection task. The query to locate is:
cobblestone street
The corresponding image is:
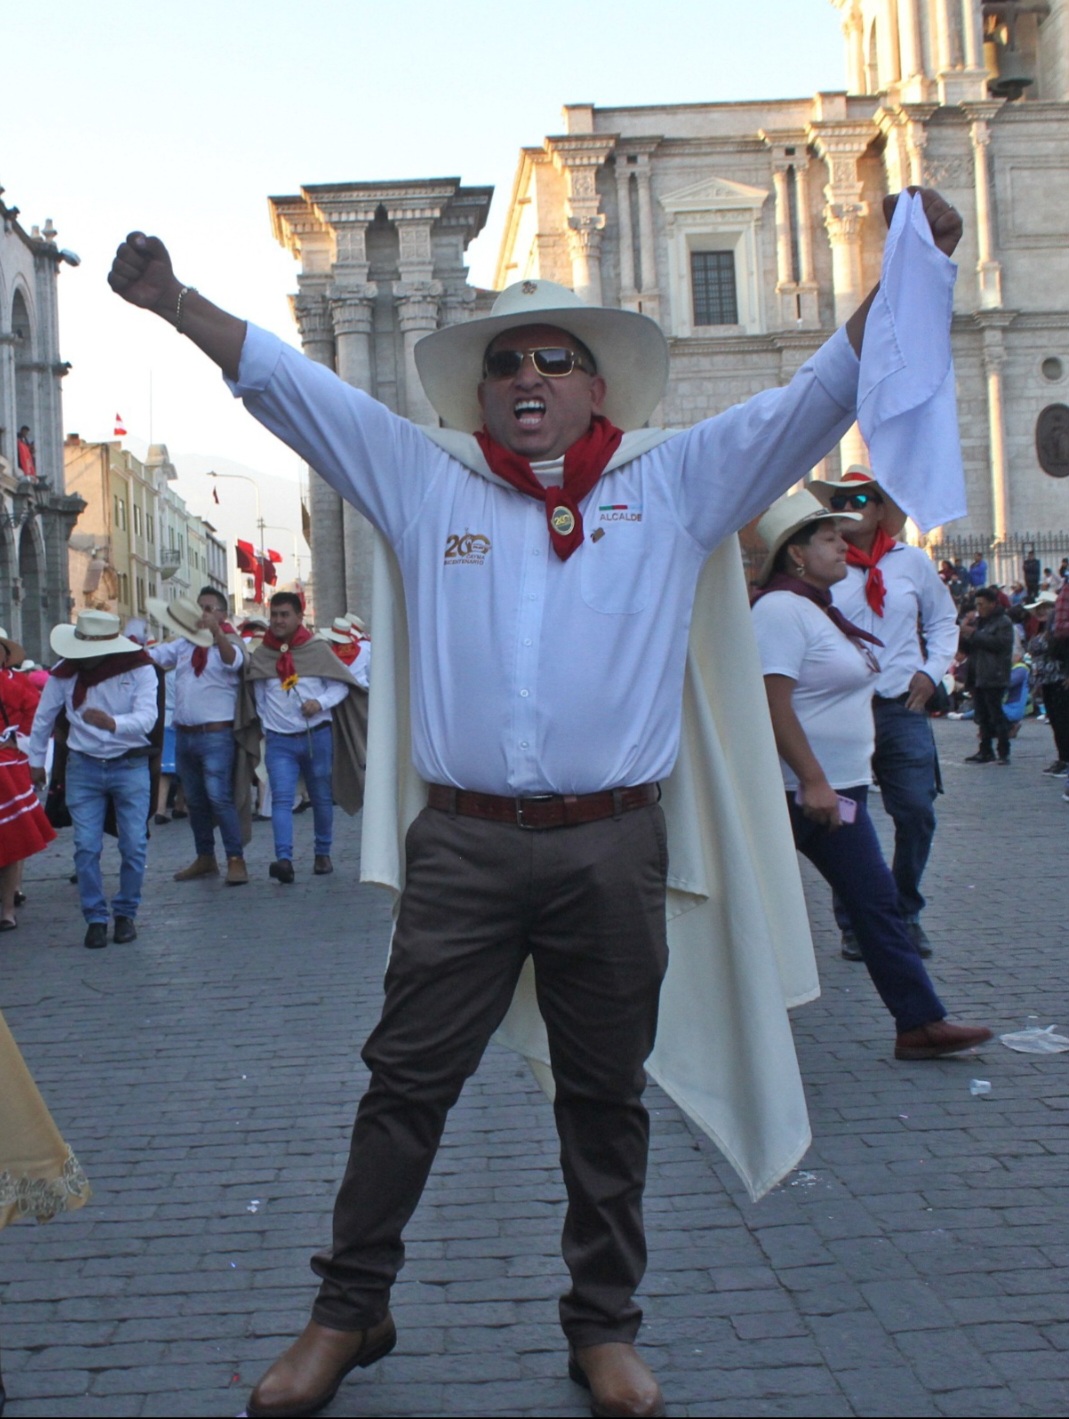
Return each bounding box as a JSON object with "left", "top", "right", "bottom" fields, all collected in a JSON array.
[{"left": 2, "top": 715, "right": 1068, "bottom": 1417}]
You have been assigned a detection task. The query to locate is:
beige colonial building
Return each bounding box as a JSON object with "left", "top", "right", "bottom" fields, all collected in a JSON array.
[
  {"left": 494, "top": 0, "right": 1069, "bottom": 567},
  {"left": 271, "top": 2, "right": 1069, "bottom": 606},
  {"left": 65, "top": 437, "right": 229, "bottom": 631},
  {"left": 0, "top": 186, "right": 84, "bottom": 659}
]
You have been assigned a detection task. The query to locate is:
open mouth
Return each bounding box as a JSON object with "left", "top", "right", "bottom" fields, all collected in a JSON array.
[{"left": 514, "top": 398, "right": 546, "bottom": 429}]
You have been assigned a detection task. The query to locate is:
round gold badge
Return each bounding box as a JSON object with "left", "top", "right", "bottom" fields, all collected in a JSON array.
[{"left": 551, "top": 505, "right": 576, "bottom": 536}]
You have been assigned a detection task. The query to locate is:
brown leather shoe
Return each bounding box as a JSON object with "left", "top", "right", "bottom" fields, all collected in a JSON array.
[
  {"left": 173, "top": 855, "right": 218, "bottom": 882},
  {"left": 247, "top": 1315, "right": 396, "bottom": 1418},
  {"left": 313, "top": 855, "right": 333, "bottom": 875},
  {"left": 569, "top": 1343, "right": 666, "bottom": 1418},
  {"left": 226, "top": 856, "right": 249, "bottom": 886},
  {"left": 895, "top": 1019, "right": 994, "bottom": 1060}
]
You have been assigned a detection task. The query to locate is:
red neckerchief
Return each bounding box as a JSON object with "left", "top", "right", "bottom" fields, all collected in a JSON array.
[
  {"left": 474, "top": 415, "right": 624, "bottom": 561},
  {"left": 190, "top": 622, "right": 238, "bottom": 676},
  {"left": 52, "top": 650, "right": 152, "bottom": 709},
  {"left": 261, "top": 625, "right": 313, "bottom": 682},
  {"left": 331, "top": 640, "right": 359, "bottom": 666},
  {"left": 752, "top": 574, "right": 884, "bottom": 650},
  {"left": 845, "top": 528, "right": 898, "bottom": 616}
]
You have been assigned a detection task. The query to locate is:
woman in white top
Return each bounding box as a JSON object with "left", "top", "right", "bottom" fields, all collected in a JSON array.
[{"left": 750, "top": 490, "right": 991, "bottom": 1062}]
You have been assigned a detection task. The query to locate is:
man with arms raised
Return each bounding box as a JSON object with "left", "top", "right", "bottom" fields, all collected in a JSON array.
[{"left": 109, "top": 188, "right": 962, "bottom": 1418}]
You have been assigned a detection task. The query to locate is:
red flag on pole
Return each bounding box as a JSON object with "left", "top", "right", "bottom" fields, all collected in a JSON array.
[
  {"left": 260, "top": 555, "right": 278, "bottom": 587},
  {"left": 267, "top": 548, "right": 283, "bottom": 564},
  {"left": 212, "top": 487, "right": 220, "bottom": 505},
  {"left": 114, "top": 413, "right": 127, "bottom": 437},
  {"left": 235, "top": 539, "right": 257, "bottom": 573}
]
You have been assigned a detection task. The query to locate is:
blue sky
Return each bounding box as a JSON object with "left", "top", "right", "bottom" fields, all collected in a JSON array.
[{"left": 6, "top": 0, "right": 847, "bottom": 525}]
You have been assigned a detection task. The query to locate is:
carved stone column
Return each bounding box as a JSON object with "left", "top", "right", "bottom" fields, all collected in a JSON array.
[
  {"left": 332, "top": 290, "right": 379, "bottom": 620},
  {"left": 548, "top": 135, "right": 615, "bottom": 305},
  {"left": 965, "top": 104, "right": 1004, "bottom": 310},
  {"left": 633, "top": 151, "right": 661, "bottom": 323},
  {"left": 291, "top": 289, "right": 344, "bottom": 621},
  {"left": 981, "top": 329, "right": 1010, "bottom": 541},
  {"left": 812, "top": 124, "right": 872, "bottom": 466},
  {"left": 395, "top": 283, "right": 442, "bottom": 428},
  {"left": 614, "top": 161, "right": 637, "bottom": 305},
  {"left": 898, "top": 0, "right": 923, "bottom": 80},
  {"left": 841, "top": 1, "right": 865, "bottom": 93}
]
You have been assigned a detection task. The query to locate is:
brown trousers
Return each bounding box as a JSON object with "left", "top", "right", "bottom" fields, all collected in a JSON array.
[{"left": 311, "top": 801, "right": 669, "bottom": 1347}]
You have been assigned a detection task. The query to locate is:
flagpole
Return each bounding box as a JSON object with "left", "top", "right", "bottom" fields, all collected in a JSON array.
[{"left": 207, "top": 469, "right": 264, "bottom": 608}]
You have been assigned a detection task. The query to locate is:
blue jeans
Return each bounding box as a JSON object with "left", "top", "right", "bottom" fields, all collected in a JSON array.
[
  {"left": 264, "top": 724, "right": 334, "bottom": 860},
  {"left": 66, "top": 751, "right": 151, "bottom": 924},
  {"left": 834, "top": 697, "right": 938, "bottom": 928},
  {"left": 175, "top": 728, "right": 243, "bottom": 860},
  {"left": 789, "top": 787, "right": 945, "bottom": 1034}
]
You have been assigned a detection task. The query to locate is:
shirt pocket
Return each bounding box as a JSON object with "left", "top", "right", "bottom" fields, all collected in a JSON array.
[{"left": 579, "top": 517, "right": 651, "bottom": 615}]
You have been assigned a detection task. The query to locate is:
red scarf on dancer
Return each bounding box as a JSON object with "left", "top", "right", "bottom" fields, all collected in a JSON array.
[
  {"left": 752, "top": 575, "right": 884, "bottom": 651},
  {"left": 53, "top": 651, "right": 153, "bottom": 709},
  {"left": 474, "top": 415, "right": 623, "bottom": 561},
  {"left": 845, "top": 528, "right": 898, "bottom": 616},
  {"left": 331, "top": 639, "right": 360, "bottom": 667},
  {"left": 190, "top": 622, "right": 238, "bottom": 676},
  {"left": 260, "top": 625, "right": 314, "bottom": 682}
]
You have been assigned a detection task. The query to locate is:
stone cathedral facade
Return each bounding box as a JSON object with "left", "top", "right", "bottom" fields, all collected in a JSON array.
[
  {"left": 274, "top": 1, "right": 1069, "bottom": 617},
  {"left": 269, "top": 181, "right": 491, "bottom": 622}
]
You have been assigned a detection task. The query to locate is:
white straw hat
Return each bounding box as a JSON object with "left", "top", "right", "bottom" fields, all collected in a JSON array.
[
  {"left": 146, "top": 596, "right": 214, "bottom": 647},
  {"left": 319, "top": 623, "right": 352, "bottom": 645},
  {"left": 343, "top": 613, "right": 367, "bottom": 634},
  {"left": 807, "top": 464, "right": 907, "bottom": 537},
  {"left": 414, "top": 278, "right": 669, "bottom": 433},
  {"left": 50, "top": 610, "right": 141, "bottom": 661},
  {"left": 753, "top": 490, "right": 861, "bottom": 588}
]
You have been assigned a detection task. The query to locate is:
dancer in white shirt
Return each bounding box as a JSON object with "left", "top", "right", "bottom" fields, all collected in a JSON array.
[{"left": 29, "top": 611, "right": 159, "bottom": 949}]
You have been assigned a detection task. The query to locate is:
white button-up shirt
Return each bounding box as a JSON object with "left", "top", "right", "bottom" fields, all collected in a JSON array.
[
  {"left": 253, "top": 673, "right": 351, "bottom": 735},
  {"left": 229, "top": 323, "right": 859, "bottom": 795},
  {"left": 830, "top": 542, "right": 959, "bottom": 699},
  {"left": 29, "top": 664, "right": 159, "bottom": 764},
  {"left": 149, "top": 636, "right": 245, "bottom": 724}
]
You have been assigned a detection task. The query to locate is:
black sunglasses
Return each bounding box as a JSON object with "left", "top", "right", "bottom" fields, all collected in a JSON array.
[
  {"left": 828, "top": 491, "right": 882, "bottom": 511},
  {"left": 482, "top": 347, "right": 596, "bottom": 380}
]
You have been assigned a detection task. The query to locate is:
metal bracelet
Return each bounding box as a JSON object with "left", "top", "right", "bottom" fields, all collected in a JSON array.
[{"left": 175, "top": 285, "right": 197, "bottom": 334}]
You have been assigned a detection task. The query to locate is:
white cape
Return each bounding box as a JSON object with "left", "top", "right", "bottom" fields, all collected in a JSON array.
[{"left": 358, "top": 430, "right": 818, "bottom": 1201}]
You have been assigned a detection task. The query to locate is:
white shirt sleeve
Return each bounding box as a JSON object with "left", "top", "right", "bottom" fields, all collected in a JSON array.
[
  {"left": 225, "top": 326, "right": 443, "bottom": 545},
  {"left": 916, "top": 561, "right": 960, "bottom": 685},
  {"left": 110, "top": 665, "right": 161, "bottom": 738},
  {"left": 667, "top": 327, "right": 860, "bottom": 551},
  {"left": 27, "top": 675, "right": 67, "bottom": 768},
  {"left": 149, "top": 640, "right": 182, "bottom": 669},
  {"left": 751, "top": 596, "right": 809, "bottom": 681}
]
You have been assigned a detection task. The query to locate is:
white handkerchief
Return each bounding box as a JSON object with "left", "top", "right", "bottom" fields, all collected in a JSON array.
[{"left": 857, "top": 192, "right": 967, "bottom": 533}]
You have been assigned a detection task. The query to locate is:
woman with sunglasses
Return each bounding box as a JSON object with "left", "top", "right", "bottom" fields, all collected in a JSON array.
[{"left": 750, "top": 490, "right": 992, "bottom": 1061}]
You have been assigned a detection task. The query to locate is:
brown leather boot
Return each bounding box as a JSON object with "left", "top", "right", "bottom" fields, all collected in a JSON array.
[
  {"left": 173, "top": 855, "right": 219, "bottom": 882},
  {"left": 247, "top": 1315, "right": 396, "bottom": 1418},
  {"left": 225, "top": 856, "right": 249, "bottom": 886},
  {"left": 569, "top": 1343, "right": 666, "bottom": 1417}
]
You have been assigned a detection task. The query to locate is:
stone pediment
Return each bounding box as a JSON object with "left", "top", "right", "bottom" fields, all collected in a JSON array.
[{"left": 660, "top": 176, "right": 769, "bottom": 214}]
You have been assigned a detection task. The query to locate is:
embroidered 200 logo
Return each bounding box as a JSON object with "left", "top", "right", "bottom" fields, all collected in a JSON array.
[{"left": 444, "top": 533, "right": 492, "bottom": 565}]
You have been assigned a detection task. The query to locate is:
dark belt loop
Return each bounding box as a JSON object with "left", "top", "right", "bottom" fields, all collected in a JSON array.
[
  {"left": 444, "top": 787, "right": 458, "bottom": 818},
  {"left": 612, "top": 788, "right": 623, "bottom": 821}
]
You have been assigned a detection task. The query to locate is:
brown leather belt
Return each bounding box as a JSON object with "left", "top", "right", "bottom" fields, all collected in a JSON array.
[
  {"left": 426, "top": 782, "right": 659, "bottom": 830},
  {"left": 175, "top": 722, "right": 233, "bottom": 733}
]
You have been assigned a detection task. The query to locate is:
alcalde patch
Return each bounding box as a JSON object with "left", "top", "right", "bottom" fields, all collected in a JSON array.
[{"left": 598, "top": 504, "right": 643, "bottom": 522}]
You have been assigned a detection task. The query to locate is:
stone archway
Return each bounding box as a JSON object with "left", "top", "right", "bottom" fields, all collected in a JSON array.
[
  {"left": 0, "top": 526, "right": 13, "bottom": 634},
  {"left": 17, "top": 520, "right": 44, "bottom": 661},
  {"left": 11, "top": 289, "right": 35, "bottom": 456}
]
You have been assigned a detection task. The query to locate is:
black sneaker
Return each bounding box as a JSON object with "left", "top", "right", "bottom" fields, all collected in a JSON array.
[
  {"left": 907, "top": 920, "right": 934, "bottom": 958},
  {"left": 269, "top": 859, "right": 295, "bottom": 884},
  {"left": 964, "top": 752, "right": 995, "bottom": 764},
  {"left": 1042, "top": 760, "right": 1067, "bottom": 775},
  {"left": 113, "top": 916, "right": 138, "bottom": 944},
  {"left": 840, "top": 928, "right": 863, "bottom": 961},
  {"left": 84, "top": 922, "right": 108, "bottom": 950}
]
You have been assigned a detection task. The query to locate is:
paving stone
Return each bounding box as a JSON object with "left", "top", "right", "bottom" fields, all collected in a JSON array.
[{"left": 2, "top": 720, "right": 1067, "bottom": 1415}]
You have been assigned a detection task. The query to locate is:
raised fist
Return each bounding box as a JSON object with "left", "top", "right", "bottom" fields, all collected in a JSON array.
[
  {"left": 108, "top": 233, "right": 181, "bottom": 315},
  {"left": 882, "top": 188, "right": 963, "bottom": 259}
]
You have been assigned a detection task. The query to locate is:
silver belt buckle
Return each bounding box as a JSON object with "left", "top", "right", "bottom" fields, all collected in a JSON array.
[{"left": 516, "top": 794, "right": 554, "bottom": 830}]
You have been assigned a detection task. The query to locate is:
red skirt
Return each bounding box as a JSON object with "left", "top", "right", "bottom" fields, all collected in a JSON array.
[{"left": 0, "top": 755, "right": 56, "bottom": 869}]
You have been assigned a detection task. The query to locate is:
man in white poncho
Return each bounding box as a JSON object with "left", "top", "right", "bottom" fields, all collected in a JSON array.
[{"left": 107, "top": 187, "right": 962, "bottom": 1419}]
